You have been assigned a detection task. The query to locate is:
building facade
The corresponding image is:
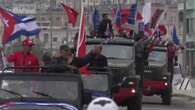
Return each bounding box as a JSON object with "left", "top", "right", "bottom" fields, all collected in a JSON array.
[
  {"left": 0, "top": 0, "right": 80, "bottom": 51},
  {"left": 178, "top": 0, "right": 195, "bottom": 76}
]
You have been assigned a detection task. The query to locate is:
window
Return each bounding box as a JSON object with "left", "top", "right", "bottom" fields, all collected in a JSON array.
[
  {"left": 44, "top": 33, "right": 49, "bottom": 42},
  {"left": 41, "top": 17, "right": 45, "bottom": 21},
  {"left": 189, "top": 18, "right": 195, "bottom": 35},
  {"left": 37, "top": 23, "right": 41, "bottom": 26},
  {"left": 186, "top": 18, "right": 190, "bottom": 35},
  {"left": 53, "top": 37, "right": 58, "bottom": 42},
  {"left": 42, "top": 23, "right": 50, "bottom": 26},
  {"left": 179, "top": 11, "right": 183, "bottom": 22},
  {"left": 56, "top": 16, "right": 60, "bottom": 21}
]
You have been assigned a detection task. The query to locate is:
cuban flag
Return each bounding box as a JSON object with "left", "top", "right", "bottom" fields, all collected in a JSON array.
[{"left": 0, "top": 7, "right": 40, "bottom": 45}]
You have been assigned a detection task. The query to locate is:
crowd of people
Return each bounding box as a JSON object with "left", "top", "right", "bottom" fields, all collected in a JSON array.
[
  {"left": 0, "top": 12, "right": 183, "bottom": 110},
  {"left": 0, "top": 38, "right": 108, "bottom": 73}
]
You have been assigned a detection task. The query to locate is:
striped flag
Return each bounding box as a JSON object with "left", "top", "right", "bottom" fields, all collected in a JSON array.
[
  {"left": 114, "top": 4, "right": 122, "bottom": 25},
  {"left": 113, "top": 3, "right": 122, "bottom": 33},
  {"left": 150, "top": 9, "right": 164, "bottom": 28},
  {"left": 128, "top": 4, "right": 137, "bottom": 25},
  {"left": 0, "top": 7, "right": 40, "bottom": 45}
]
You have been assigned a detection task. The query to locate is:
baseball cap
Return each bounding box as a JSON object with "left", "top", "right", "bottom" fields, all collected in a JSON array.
[
  {"left": 59, "top": 44, "right": 70, "bottom": 51},
  {"left": 87, "top": 97, "right": 119, "bottom": 110},
  {"left": 22, "top": 39, "right": 34, "bottom": 46}
]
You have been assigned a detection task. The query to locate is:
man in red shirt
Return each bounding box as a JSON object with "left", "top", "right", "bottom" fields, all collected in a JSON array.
[{"left": 6, "top": 39, "right": 40, "bottom": 72}]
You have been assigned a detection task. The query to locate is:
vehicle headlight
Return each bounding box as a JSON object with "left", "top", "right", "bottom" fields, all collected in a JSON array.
[
  {"left": 162, "top": 76, "right": 167, "bottom": 80},
  {"left": 128, "top": 81, "right": 135, "bottom": 85},
  {"left": 164, "top": 82, "right": 168, "bottom": 86},
  {"left": 131, "top": 89, "right": 136, "bottom": 93}
]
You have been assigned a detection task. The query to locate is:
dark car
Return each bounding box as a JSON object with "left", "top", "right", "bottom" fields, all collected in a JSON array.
[
  {"left": 86, "top": 37, "right": 142, "bottom": 110},
  {"left": 0, "top": 71, "right": 83, "bottom": 110},
  {"left": 143, "top": 46, "right": 172, "bottom": 105}
]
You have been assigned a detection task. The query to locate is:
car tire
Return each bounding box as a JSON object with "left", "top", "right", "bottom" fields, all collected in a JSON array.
[
  {"left": 161, "top": 89, "right": 172, "bottom": 105},
  {"left": 127, "top": 90, "right": 142, "bottom": 110}
]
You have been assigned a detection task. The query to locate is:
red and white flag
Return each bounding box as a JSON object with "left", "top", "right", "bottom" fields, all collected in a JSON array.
[
  {"left": 76, "top": 9, "right": 86, "bottom": 58},
  {"left": 76, "top": 6, "right": 88, "bottom": 74},
  {"left": 61, "top": 3, "right": 78, "bottom": 27}
]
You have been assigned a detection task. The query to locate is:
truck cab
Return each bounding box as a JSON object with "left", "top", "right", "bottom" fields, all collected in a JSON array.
[{"left": 86, "top": 37, "right": 142, "bottom": 110}]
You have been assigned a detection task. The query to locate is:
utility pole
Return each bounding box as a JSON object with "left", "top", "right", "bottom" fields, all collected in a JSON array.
[
  {"left": 49, "top": 0, "right": 54, "bottom": 50},
  {"left": 182, "top": 0, "right": 187, "bottom": 76}
]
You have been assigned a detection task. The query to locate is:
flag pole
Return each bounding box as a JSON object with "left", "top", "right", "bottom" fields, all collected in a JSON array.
[
  {"left": 183, "top": 0, "right": 187, "bottom": 76},
  {"left": 76, "top": 1, "right": 84, "bottom": 57},
  {"left": 49, "top": 0, "right": 53, "bottom": 51}
]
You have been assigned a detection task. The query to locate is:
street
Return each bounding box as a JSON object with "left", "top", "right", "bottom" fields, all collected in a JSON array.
[{"left": 120, "top": 96, "right": 195, "bottom": 110}]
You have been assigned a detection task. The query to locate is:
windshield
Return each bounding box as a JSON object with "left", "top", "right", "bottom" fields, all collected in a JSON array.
[
  {"left": 82, "top": 74, "right": 109, "bottom": 92},
  {"left": 148, "top": 51, "right": 167, "bottom": 64},
  {"left": 0, "top": 79, "right": 79, "bottom": 101},
  {"left": 87, "top": 44, "right": 133, "bottom": 59}
]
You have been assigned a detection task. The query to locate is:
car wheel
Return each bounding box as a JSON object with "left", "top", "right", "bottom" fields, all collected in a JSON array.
[
  {"left": 127, "top": 90, "right": 142, "bottom": 110},
  {"left": 161, "top": 89, "right": 172, "bottom": 105}
]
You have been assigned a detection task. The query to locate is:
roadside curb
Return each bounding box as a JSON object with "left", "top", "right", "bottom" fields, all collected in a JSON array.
[{"left": 172, "top": 93, "right": 195, "bottom": 100}]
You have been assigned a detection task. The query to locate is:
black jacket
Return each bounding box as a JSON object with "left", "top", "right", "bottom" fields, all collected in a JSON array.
[
  {"left": 98, "top": 19, "right": 113, "bottom": 37},
  {"left": 89, "top": 55, "right": 108, "bottom": 67},
  {"left": 44, "top": 53, "right": 96, "bottom": 73}
]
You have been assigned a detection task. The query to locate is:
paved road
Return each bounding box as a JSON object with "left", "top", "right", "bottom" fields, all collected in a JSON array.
[
  {"left": 191, "top": 78, "right": 195, "bottom": 87},
  {"left": 120, "top": 96, "right": 195, "bottom": 110}
]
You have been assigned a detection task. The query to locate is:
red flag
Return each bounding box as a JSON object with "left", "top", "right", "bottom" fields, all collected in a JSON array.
[
  {"left": 158, "top": 24, "right": 167, "bottom": 36},
  {"left": 0, "top": 7, "right": 16, "bottom": 45},
  {"left": 152, "top": 24, "right": 167, "bottom": 38},
  {"left": 76, "top": 12, "right": 86, "bottom": 57},
  {"left": 150, "top": 9, "right": 164, "bottom": 28},
  {"left": 61, "top": 3, "right": 78, "bottom": 27},
  {"left": 136, "top": 11, "right": 143, "bottom": 21},
  {"left": 76, "top": 7, "right": 88, "bottom": 74}
]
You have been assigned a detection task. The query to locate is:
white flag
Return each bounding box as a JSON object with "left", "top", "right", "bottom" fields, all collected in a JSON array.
[{"left": 142, "top": 2, "right": 151, "bottom": 25}]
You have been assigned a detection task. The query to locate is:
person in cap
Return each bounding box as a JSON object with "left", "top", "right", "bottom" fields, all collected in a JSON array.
[
  {"left": 87, "top": 97, "right": 119, "bottom": 110},
  {"left": 45, "top": 44, "right": 101, "bottom": 73},
  {"left": 6, "top": 39, "right": 39, "bottom": 72}
]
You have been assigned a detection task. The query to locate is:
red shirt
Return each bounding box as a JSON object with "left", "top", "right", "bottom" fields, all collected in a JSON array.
[{"left": 7, "top": 51, "right": 40, "bottom": 72}]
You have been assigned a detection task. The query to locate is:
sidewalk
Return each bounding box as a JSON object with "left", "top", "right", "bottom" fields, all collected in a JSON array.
[
  {"left": 173, "top": 77, "right": 195, "bottom": 99},
  {"left": 173, "top": 88, "right": 195, "bottom": 99}
]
